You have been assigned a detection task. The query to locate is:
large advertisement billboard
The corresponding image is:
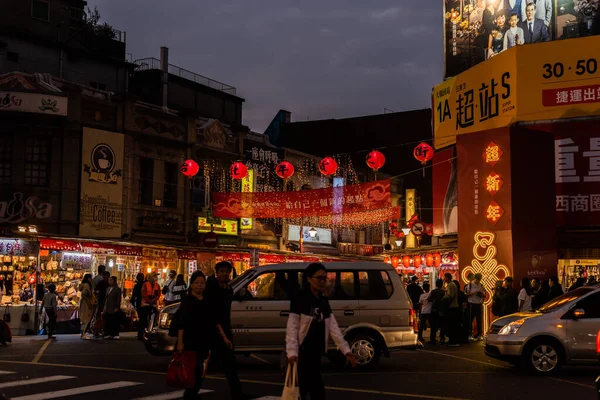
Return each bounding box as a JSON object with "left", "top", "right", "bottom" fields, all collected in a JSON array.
[{"left": 444, "top": 0, "right": 600, "bottom": 78}]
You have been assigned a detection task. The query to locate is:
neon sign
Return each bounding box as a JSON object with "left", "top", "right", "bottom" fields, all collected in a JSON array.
[{"left": 462, "top": 231, "right": 511, "bottom": 330}]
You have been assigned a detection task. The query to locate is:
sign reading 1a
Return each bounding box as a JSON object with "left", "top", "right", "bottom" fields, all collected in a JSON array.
[{"left": 437, "top": 98, "right": 452, "bottom": 124}]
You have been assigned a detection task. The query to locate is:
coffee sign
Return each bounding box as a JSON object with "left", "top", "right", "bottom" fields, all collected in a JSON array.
[{"left": 80, "top": 128, "right": 124, "bottom": 238}]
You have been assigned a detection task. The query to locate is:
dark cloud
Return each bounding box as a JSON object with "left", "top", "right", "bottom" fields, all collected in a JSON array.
[{"left": 89, "top": 0, "right": 443, "bottom": 131}]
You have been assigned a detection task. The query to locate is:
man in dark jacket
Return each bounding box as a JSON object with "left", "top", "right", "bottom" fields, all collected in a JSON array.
[
  {"left": 407, "top": 276, "right": 424, "bottom": 312},
  {"left": 547, "top": 276, "right": 564, "bottom": 302},
  {"left": 204, "top": 261, "right": 245, "bottom": 400},
  {"left": 494, "top": 277, "right": 519, "bottom": 317}
]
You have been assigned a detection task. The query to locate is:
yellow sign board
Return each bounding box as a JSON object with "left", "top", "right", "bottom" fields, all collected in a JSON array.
[
  {"left": 241, "top": 169, "right": 254, "bottom": 230},
  {"left": 405, "top": 189, "right": 416, "bottom": 249},
  {"left": 433, "top": 35, "right": 600, "bottom": 149},
  {"left": 198, "top": 217, "right": 238, "bottom": 235}
]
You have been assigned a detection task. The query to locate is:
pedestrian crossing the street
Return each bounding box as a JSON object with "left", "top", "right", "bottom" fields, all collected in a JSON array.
[{"left": 0, "top": 369, "right": 282, "bottom": 400}]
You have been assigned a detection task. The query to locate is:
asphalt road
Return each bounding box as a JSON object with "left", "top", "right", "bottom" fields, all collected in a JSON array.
[{"left": 0, "top": 333, "right": 597, "bottom": 400}]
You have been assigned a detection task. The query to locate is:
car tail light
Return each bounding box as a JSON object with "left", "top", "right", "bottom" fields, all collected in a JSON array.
[
  {"left": 409, "top": 309, "right": 418, "bottom": 333},
  {"left": 596, "top": 330, "right": 600, "bottom": 355}
]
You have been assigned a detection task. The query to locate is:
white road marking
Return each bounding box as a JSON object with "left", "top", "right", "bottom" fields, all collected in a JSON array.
[
  {"left": 134, "top": 389, "right": 213, "bottom": 400},
  {"left": 11, "top": 381, "right": 143, "bottom": 400},
  {"left": 0, "top": 375, "right": 76, "bottom": 389},
  {"left": 0, "top": 370, "right": 15, "bottom": 375},
  {"left": 250, "top": 354, "right": 271, "bottom": 364},
  {"left": 252, "top": 397, "right": 282, "bottom": 400}
]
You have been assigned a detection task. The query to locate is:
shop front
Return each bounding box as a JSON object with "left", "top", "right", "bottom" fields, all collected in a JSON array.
[
  {"left": 0, "top": 238, "right": 39, "bottom": 335},
  {"left": 385, "top": 250, "right": 459, "bottom": 284},
  {"left": 141, "top": 247, "right": 178, "bottom": 286}
]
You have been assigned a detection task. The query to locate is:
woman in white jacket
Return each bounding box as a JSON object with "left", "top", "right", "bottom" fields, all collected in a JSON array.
[{"left": 286, "top": 263, "right": 356, "bottom": 400}]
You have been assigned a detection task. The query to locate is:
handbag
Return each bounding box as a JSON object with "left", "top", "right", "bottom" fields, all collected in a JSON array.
[
  {"left": 281, "top": 363, "right": 301, "bottom": 400},
  {"left": 166, "top": 350, "right": 197, "bottom": 389},
  {"left": 21, "top": 305, "right": 30, "bottom": 322},
  {"left": 3, "top": 305, "right": 10, "bottom": 323}
]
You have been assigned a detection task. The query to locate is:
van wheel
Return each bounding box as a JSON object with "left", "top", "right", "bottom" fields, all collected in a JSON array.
[
  {"left": 523, "top": 339, "right": 563, "bottom": 375},
  {"left": 348, "top": 334, "right": 381, "bottom": 368}
]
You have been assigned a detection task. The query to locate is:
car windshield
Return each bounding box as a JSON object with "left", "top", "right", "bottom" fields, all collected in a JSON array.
[
  {"left": 538, "top": 287, "right": 595, "bottom": 313},
  {"left": 230, "top": 269, "right": 256, "bottom": 289}
]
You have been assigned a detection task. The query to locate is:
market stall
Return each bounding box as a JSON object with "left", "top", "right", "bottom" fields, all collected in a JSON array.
[{"left": 0, "top": 238, "right": 39, "bottom": 335}]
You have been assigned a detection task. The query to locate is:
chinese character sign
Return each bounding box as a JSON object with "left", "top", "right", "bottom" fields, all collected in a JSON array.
[
  {"left": 434, "top": 52, "right": 516, "bottom": 149},
  {"left": 436, "top": 35, "right": 600, "bottom": 149},
  {"left": 212, "top": 180, "right": 391, "bottom": 219}
]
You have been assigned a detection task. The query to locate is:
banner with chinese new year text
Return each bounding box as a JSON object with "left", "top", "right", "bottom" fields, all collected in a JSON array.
[{"left": 212, "top": 180, "right": 391, "bottom": 218}]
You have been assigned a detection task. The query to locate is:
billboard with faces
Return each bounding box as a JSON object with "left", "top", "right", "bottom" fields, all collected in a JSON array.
[{"left": 444, "top": 0, "right": 600, "bottom": 78}]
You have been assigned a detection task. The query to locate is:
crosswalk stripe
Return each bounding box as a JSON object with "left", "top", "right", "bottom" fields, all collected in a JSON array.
[
  {"left": 0, "top": 375, "right": 76, "bottom": 389},
  {"left": 0, "top": 371, "right": 15, "bottom": 375},
  {"left": 252, "top": 397, "right": 282, "bottom": 400},
  {"left": 11, "top": 381, "right": 143, "bottom": 400},
  {"left": 134, "top": 389, "right": 213, "bottom": 400}
]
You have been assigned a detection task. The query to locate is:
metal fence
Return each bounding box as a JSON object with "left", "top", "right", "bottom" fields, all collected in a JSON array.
[{"left": 133, "top": 58, "right": 237, "bottom": 95}]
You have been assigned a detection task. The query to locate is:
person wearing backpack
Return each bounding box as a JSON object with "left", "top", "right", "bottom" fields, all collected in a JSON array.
[{"left": 162, "top": 270, "right": 177, "bottom": 306}]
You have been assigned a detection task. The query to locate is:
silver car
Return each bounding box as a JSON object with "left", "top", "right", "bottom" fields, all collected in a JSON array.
[
  {"left": 485, "top": 284, "right": 600, "bottom": 374},
  {"left": 144, "top": 262, "right": 419, "bottom": 368}
]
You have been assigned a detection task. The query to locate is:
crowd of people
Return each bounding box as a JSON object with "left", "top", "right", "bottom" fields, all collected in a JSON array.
[{"left": 407, "top": 272, "right": 597, "bottom": 347}]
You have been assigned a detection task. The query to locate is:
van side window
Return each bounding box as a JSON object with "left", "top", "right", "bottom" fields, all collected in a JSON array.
[
  {"left": 325, "top": 271, "right": 356, "bottom": 300},
  {"left": 245, "top": 271, "right": 299, "bottom": 300},
  {"left": 358, "top": 270, "right": 393, "bottom": 300}
]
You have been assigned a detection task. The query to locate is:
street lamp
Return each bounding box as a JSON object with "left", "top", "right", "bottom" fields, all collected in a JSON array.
[{"left": 308, "top": 227, "right": 317, "bottom": 238}]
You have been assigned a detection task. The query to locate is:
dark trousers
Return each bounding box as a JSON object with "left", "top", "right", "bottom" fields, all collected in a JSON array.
[
  {"left": 446, "top": 307, "right": 461, "bottom": 344},
  {"left": 211, "top": 341, "right": 243, "bottom": 398},
  {"left": 298, "top": 349, "right": 325, "bottom": 400},
  {"left": 469, "top": 303, "right": 483, "bottom": 337},
  {"left": 103, "top": 312, "right": 120, "bottom": 337},
  {"left": 418, "top": 313, "right": 430, "bottom": 340},
  {"left": 137, "top": 306, "right": 154, "bottom": 339},
  {"left": 45, "top": 308, "right": 56, "bottom": 338},
  {"left": 184, "top": 351, "right": 206, "bottom": 400},
  {"left": 429, "top": 313, "right": 440, "bottom": 342}
]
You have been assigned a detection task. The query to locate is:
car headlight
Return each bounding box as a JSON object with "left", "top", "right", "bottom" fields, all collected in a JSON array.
[
  {"left": 498, "top": 318, "right": 525, "bottom": 335},
  {"left": 159, "top": 312, "right": 172, "bottom": 329}
]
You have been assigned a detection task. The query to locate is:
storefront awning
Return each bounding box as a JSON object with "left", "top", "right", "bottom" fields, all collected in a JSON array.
[
  {"left": 81, "top": 242, "right": 143, "bottom": 256},
  {"left": 177, "top": 250, "right": 197, "bottom": 260},
  {"left": 40, "top": 239, "right": 81, "bottom": 252}
]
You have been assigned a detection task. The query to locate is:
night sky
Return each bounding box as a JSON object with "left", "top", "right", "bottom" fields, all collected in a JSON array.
[{"left": 90, "top": 0, "right": 443, "bottom": 131}]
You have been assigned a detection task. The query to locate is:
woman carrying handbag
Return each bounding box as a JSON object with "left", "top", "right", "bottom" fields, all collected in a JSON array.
[
  {"left": 174, "top": 271, "right": 233, "bottom": 400},
  {"left": 285, "top": 263, "right": 357, "bottom": 400}
]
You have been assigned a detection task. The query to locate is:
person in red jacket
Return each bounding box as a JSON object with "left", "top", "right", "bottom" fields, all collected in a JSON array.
[{"left": 139, "top": 273, "right": 160, "bottom": 337}]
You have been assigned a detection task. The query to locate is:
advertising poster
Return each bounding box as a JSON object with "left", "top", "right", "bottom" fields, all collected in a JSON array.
[
  {"left": 433, "top": 148, "right": 458, "bottom": 235},
  {"left": 79, "top": 128, "right": 124, "bottom": 238},
  {"left": 444, "top": 0, "right": 600, "bottom": 78}
]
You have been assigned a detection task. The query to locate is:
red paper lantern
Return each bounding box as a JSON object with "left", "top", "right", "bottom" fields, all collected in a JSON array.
[
  {"left": 402, "top": 255, "right": 411, "bottom": 268},
  {"left": 366, "top": 150, "right": 386, "bottom": 171},
  {"left": 425, "top": 253, "right": 434, "bottom": 267},
  {"left": 433, "top": 252, "right": 442, "bottom": 268},
  {"left": 413, "top": 255, "right": 422, "bottom": 269},
  {"left": 318, "top": 157, "right": 338, "bottom": 176},
  {"left": 180, "top": 159, "right": 199, "bottom": 178},
  {"left": 413, "top": 142, "right": 434, "bottom": 165},
  {"left": 391, "top": 256, "right": 399, "bottom": 268},
  {"left": 230, "top": 162, "right": 248, "bottom": 179},
  {"left": 275, "top": 161, "right": 295, "bottom": 179}
]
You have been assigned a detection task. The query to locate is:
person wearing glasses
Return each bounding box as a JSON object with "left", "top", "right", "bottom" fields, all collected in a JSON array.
[{"left": 286, "top": 263, "right": 357, "bottom": 400}]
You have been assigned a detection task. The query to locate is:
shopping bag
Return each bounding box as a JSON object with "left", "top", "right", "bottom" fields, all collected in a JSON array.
[
  {"left": 21, "top": 305, "right": 29, "bottom": 323},
  {"left": 281, "top": 363, "right": 300, "bottom": 400},
  {"left": 166, "top": 351, "right": 197, "bottom": 389}
]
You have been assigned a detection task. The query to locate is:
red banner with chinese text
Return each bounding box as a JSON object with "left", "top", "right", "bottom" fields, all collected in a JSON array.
[{"left": 212, "top": 180, "right": 391, "bottom": 218}]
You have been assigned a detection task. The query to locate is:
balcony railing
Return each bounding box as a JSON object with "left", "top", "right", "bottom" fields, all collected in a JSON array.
[{"left": 133, "top": 58, "right": 237, "bottom": 95}]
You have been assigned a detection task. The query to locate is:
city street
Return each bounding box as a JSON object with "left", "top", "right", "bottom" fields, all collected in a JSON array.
[{"left": 0, "top": 334, "right": 596, "bottom": 400}]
